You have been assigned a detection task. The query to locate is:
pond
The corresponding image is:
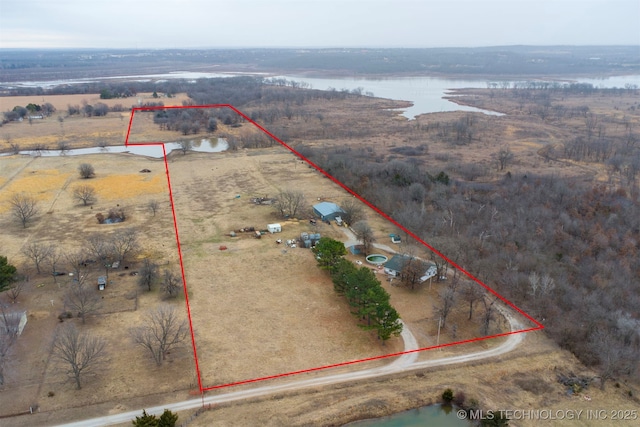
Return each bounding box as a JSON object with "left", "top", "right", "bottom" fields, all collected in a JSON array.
[
  {"left": 0, "top": 138, "right": 228, "bottom": 159},
  {"left": 344, "top": 404, "right": 471, "bottom": 427}
]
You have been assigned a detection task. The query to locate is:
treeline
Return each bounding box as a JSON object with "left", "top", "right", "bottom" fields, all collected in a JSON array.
[
  {"left": 3, "top": 47, "right": 638, "bottom": 81},
  {"left": 313, "top": 237, "right": 403, "bottom": 342},
  {"left": 301, "top": 144, "right": 640, "bottom": 384}
]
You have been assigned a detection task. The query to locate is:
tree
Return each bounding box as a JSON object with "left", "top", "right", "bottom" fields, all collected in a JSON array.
[
  {"left": 132, "top": 409, "right": 178, "bottom": 427},
  {"left": 399, "top": 257, "right": 425, "bottom": 290},
  {"left": 52, "top": 323, "right": 107, "bottom": 389},
  {"left": 78, "top": 163, "right": 95, "bottom": 179},
  {"left": 162, "top": 270, "right": 182, "bottom": 298},
  {"left": 462, "top": 282, "right": 484, "bottom": 320},
  {"left": 47, "top": 246, "right": 63, "bottom": 283},
  {"left": 273, "top": 189, "right": 306, "bottom": 218},
  {"left": 496, "top": 146, "right": 514, "bottom": 171},
  {"left": 0, "top": 303, "right": 19, "bottom": 386},
  {"left": 480, "top": 295, "right": 497, "bottom": 336},
  {"left": 73, "top": 185, "right": 97, "bottom": 206},
  {"left": 207, "top": 117, "right": 218, "bottom": 132},
  {"left": 178, "top": 140, "right": 192, "bottom": 154},
  {"left": 9, "top": 192, "right": 39, "bottom": 228},
  {"left": 442, "top": 388, "right": 454, "bottom": 403},
  {"left": 6, "top": 277, "right": 27, "bottom": 303},
  {"left": 435, "top": 280, "right": 458, "bottom": 330},
  {"left": 65, "top": 283, "right": 102, "bottom": 324},
  {"left": 313, "top": 237, "right": 347, "bottom": 271},
  {"left": 131, "top": 305, "right": 188, "bottom": 365},
  {"left": 352, "top": 221, "right": 375, "bottom": 256},
  {"left": 84, "top": 234, "right": 115, "bottom": 278},
  {"left": 21, "top": 241, "right": 52, "bottom": 274},
  {"left": 138, "top": 259, "right": 159, "bottom": 291},
  {"left": 0, "top": 256, "right": 17, "bottom": 293},
  {"left": 339, "top": 198, "right": 365, "bottom": 225},
  {"left": 111, "top": 229, "right": 139, "bottom": 263},
  {"left": 132, "top": 410, "right": 158, "bottom": 427},
  {"left": 148, "top": 200, "right": 159, "bottom": 217}
]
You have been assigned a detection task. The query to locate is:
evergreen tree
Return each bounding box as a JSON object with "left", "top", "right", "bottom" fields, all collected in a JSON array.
[{"left": 0, "top": 256, "right": 17, "bottom": 293}]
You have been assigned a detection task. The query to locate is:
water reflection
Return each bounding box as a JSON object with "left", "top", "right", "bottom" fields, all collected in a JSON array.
[{"left": 0, "top": 138, "right": 228, "bottom": 158}]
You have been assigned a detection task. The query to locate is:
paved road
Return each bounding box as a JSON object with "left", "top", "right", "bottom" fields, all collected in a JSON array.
[{"left": 55, "top": 306, "right": 525, "bottom": 427}]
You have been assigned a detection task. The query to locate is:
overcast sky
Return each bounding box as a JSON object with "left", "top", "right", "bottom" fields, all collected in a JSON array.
[{"left": 1, "top": 0, "right": 638, "bottom": 49}]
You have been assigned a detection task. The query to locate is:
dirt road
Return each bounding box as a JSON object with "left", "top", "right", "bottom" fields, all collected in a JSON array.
[{"left": 55, "top": 307, "right": 525, "bottom": 427}]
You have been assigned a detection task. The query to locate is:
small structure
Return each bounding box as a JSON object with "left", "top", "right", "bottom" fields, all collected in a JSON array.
[
  {"left": 97, "top": 276, "right": 107, "bottom": 291},
  {"left": 0, "top": 310, "right": 27, "bottom": 336},
  {"left": 267, "top": 223, "right": 282, "bottom": 233},
  {"left": 384, "top": 254, "right": 436, "bottom": 282},
  {"left": 390, "top": 234, "right": 401, "bottom": 244},
  {"left": 313, "top": 202, "right": 345, "bottom": 222}
]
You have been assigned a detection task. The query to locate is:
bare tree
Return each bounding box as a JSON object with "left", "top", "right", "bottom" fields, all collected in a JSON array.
[
  {"left": 65, "top": 250, "right": 90, "bottom": 285},
  {"left": 434, "top": 279, "right": 458, "bottom": 329},
  {"left": 47, "top": 247, "right": 63, "bottom": 284},
  {"left": 9, "top": 193, "right": 39, "bottom": 228},
  {"left": 178, "top": 140, "right": 192, "bottom": 154},
  {"left": 0, "top": 328, "right": 15, "bottom": 385},
  {"left": 0, "top": 303, "right": 20, "bottom": 386},
  {"left": 138, "top": 258, "right": 159, "bottom": 291},
  {"left": 480, "top": 295, "right": 498, "bottom": 336},
  {"left": 73, "top": 185, "right": 97, "bottom": 206},
  {"left": 6, "top": 277, "right": 27, "bottom": 304},
  {"left": 78, "top": 163, "right": 95, "bottom": 179},
  {"left": 131, "top": 305, "right": 188, "bottom": 365},
  {"left": 399, "top": 257, "right": 424, "bottom": 290},
  {"left": 274, "top": 189, "right": 306, "bottom": 218},
  {"left": 21, "top": 241, "right": 52, "bottom": 274},
  {"left": 65, "top": 284, "right": 102, "bottom": 324},
  {"left": 9, "top": 142, "right": 20, "bottom": 154},
  {"left": 461, "top": 282, "right": 483, "bottom": 320},
  {"left": 340, "top": 198, "right": 365, "bottom": 225},
  {"left": 162, "top": 270, "right": 182, "bottom": 298},
  {"left": 148, "top": 199, "right": 159, "bottom": 217},
  {"left": 496, "top": 146, "right": 514, "bottom": 171},
  {"left": 352, "top": 220, "right": 376, "bottom": 256},
  {"left": 57, "top": 139, "right": 70, "bottom": 155},
  {"left": 84, "top": 234, "right": 115, "bottom": 277},
  {"left": 52, "top": 323, "right": 107, "bottom": 389},
  {"left": 111, "top": 229, "right": 139, "bottom": 263}
]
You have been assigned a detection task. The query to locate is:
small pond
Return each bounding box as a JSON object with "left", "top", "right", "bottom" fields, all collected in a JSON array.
[
  {"left": 344, "top": 404, "right": 471, "bottom": 426},
  {"left": 0, "top": 138, "right": 228, "bottom": 159}
]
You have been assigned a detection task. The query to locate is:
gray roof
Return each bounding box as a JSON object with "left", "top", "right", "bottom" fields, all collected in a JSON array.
[{"left": 313, "top": 202, "right": 343, "bottom": 216}]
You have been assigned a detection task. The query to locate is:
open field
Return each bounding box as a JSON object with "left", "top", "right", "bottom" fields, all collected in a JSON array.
[{"left": 0, "top": 142, "right": 515, "bottom": 425}]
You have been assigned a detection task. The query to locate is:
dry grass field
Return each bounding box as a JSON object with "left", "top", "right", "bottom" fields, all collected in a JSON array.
[
  {"left": 0, "top": 145, "right": 515, "bottom": 426},
  {"left": 0, "top": 93, "right": 190, "bottom": 151}
]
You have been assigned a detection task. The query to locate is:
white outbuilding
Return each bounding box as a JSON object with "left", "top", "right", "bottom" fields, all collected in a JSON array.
[{"left": 267, "top": 223, "right": 282, "bottom": 233}]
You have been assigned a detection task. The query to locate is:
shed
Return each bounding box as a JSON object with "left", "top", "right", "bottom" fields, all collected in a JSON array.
[
  {"left": 313, "top": 202, "right": 345, "bottom": 221},
  {"left": 267, "top": 223, "right": 282, "bottom": 233}
]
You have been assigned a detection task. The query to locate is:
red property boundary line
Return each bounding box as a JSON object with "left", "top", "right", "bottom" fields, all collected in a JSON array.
[{"left": 125, "top": 104, "right": 544, "bottom": 394}]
